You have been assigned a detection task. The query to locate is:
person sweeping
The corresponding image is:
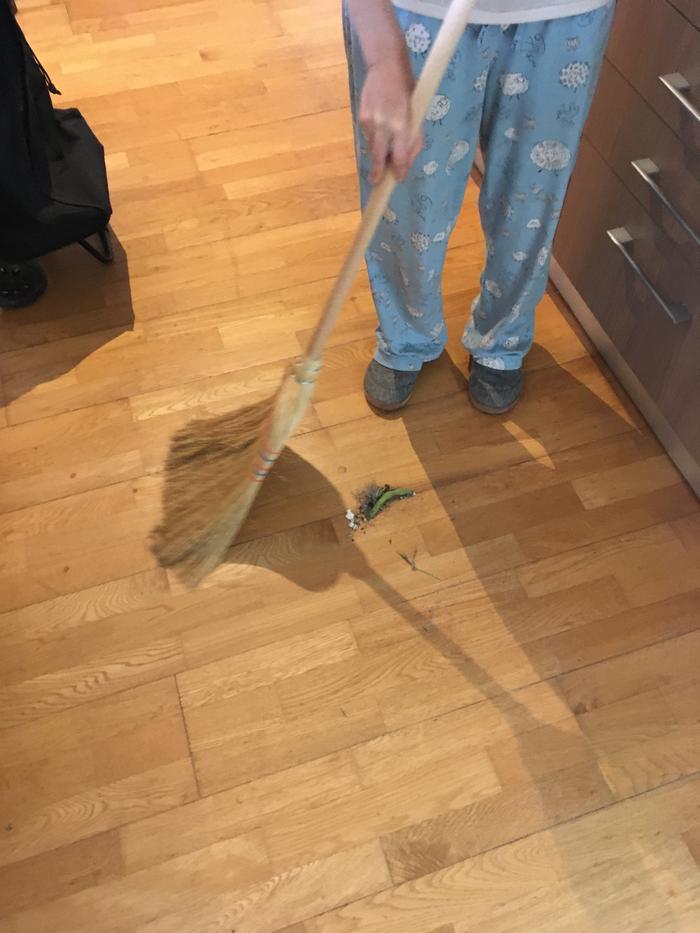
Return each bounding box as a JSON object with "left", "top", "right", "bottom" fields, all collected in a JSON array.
[
  {"left": 152, "top": 0, "right": 616, "bottom": 583},
  {"left": 345, "top": 0, "right": 615, "bottom": 414}
]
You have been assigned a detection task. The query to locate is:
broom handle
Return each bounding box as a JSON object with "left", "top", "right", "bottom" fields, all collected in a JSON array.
[{"left": 302, "top": 0, "right": 478, "bottom": 368}]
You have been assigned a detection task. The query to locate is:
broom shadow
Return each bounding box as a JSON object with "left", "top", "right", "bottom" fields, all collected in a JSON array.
[
  {"left": 154, "top": 346, "right": 672, "bottom": 925},
  {"left": 372, "top": 347, "right": 672, "bottom": 923},
  {"left": 220, "top": 440, "right": 612, "bottom": 910}
]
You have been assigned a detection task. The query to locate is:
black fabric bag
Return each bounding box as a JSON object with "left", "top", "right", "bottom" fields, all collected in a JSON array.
[{"left": 0, "top": 1, "right": 112, "bottom": 262}]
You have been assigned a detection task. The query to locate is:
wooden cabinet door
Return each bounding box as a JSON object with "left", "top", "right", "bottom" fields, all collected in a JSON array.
[
  {"left": 607, "top": 0, "right": 700, "bottom": 150},
  {"left": 555, "top": 139, "right": 700, "bottom": 459}
]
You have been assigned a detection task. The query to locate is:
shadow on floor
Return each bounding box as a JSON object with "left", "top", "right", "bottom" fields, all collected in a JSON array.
[
  {"left": 159, "top": 343, "right": 669, "bottom": 925},
  {"left": 0, "top": 232, "right": 134, "bottom": 411}
]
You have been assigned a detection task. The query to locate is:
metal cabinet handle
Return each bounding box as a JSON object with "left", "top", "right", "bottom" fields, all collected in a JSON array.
[
  {"left": 631, "top": 159, "right": 700, "bottom": 247},
  {"left": 606, "top": 227, "right": 691, "bottom": 325},
  {"left": 659, "top": 73, "right": 700, "bottom": 124}
]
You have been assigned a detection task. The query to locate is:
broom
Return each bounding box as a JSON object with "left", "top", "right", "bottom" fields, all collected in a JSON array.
[{"left": 151, "top": 0, "right": 479, "bottom": 586}]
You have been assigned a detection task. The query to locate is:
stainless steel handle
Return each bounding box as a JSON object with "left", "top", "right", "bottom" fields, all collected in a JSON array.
[
  {"left": 607, "top": 227, "right": 691, "bottom": 325},
  {"left": 659, "top": 73, "right": 700, "bottom": 124},
  {"left": 631, "top": 159, "right": 700, "bottom": 247}
]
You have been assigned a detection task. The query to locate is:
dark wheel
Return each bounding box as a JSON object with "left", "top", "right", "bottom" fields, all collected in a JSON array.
[{"left": 0, "top": 259, "right": 48, "bottom": 309}]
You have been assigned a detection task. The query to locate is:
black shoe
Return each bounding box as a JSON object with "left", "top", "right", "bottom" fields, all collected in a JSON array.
[
  {"left": 0, "top": 259, "right": 48, "bottom": 309},
  {"left": 364, "top": 359, "right": 418, "bottom": 412},
  {"left": 468, "top": 358, "right": 523, "bottom": 414}
]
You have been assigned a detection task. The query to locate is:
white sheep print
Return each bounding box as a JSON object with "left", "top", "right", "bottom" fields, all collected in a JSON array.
[{"left": 343, "top": 2, "right": 615, "bottom": 372}]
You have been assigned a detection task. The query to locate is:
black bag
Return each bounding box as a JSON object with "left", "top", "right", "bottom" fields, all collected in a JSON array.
[{"left": 0, "top": 1, "right": 112, "bottom": 262}]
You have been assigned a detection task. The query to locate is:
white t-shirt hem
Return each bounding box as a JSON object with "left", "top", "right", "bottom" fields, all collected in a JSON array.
[{"left": 392, "top": 0, "right": 611, "bottom": 24}]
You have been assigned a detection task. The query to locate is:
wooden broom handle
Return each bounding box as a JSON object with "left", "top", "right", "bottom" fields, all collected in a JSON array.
[{"left": 303, "top": 0, "right": 479, "bottom": 367}]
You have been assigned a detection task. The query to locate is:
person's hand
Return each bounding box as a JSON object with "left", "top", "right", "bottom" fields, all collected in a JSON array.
[{"left": 359, "top": 57, "right": 424, "bottom": 185}]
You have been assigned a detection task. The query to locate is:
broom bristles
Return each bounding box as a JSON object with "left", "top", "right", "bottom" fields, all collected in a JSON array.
[
  {"left": 151, "top": 362, "right": 320, "bottom": 587},
  {"left": 150, "top": 396, "right": 274, "bottom": 585}
]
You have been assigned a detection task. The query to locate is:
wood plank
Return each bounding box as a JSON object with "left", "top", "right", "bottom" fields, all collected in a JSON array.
[
  {"left": 180, "top": 583, "right": 362, "bottom": 670},
  {"left": 516, "top": 483, "right": 699, "bottom": 562},
  {"left": 518, "top": 523, "right": 700, "bottom": 607},
  {"left": 598, "top": 723, "right": 700, "bottom": 799},
  {"left": 265, "top": 750, "right": 500, "bottom": 875},
  {"left": 486, "top": 716, "right": 597, "bottom": 787},
  {"left": 0, "top": 630, "right": 185, "bottom": 726},
  {"left": 184, "top": 687, "right": 384, "bottom": 796},
  {"left": 0, "top": 570, "right": 170, "bottom": 645},
  {"left": 6, "top": 831, "right": 271, "bottom": 933},
  {"left": 0, "top": 832, "right": 122, "bottom": 918},
  {"left": 663, "top": 679, "right": 700, "bottom": 726},
  {"left": 0, "top": 679, "right": 186, "bottom": 774},
  {"left": 178, "top": 622, "right": 358, "bottom": 708},
  {"left": 558, "top": 628, "right": 700, "bottom": 715},
  {"left": 537, "top": 589, "right": 700, "bottom": 679},
  {"left": 412, "top": 430, "right": 660, "bottom": 521},
  {"left": 312, "top": 779, "right": 700, "bottom": 931},
  {"left": 4, "top": 0, "right": 699, "bottom": 928},
  {"left": 136, "top": 842, "right": 390, "bottom": 933},
  {"left": 673, "top": 512, "right": 700, "bottom": 564},
  {"left": 420, "top": 480, "right": 585, "bottom": 555},
  {"left": 683, "top": 826, "right": 700, "bottom": 869},
  {"left": 120, "top": 751, "right": 361, "bottom": 874},
  {"left": 577, "top": 687, "right": 678, "bottom": 754},
  {"left": 572, "top": 454, "right": 684, "bottom": 509},
  {"left": 0, "top": 401, "right": 143, "bottom": 517},
  {"left": 382, "top": 759, "right": 612, "bottom": 885},
  {"left": 276, "top": 635, "right": 474, "bottom": 723},
  {"left": 0, "top": 758, "right": 197, "bottom": 869}
]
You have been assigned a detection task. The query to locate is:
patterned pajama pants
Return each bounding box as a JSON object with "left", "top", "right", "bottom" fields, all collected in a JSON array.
[{"left": 343, "top": 2, "right": 615, "bottom": 372}]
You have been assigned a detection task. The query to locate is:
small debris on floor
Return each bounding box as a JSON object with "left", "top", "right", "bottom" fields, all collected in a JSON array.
[
  {"left": 358, "top": 483, "right": 415, "bottom": 521},
  {"left": 398, "top": 546, "right": 440, "bottom": 580},
  {"left": 345, "top": 483, "right": 415, "bottom": 535}
]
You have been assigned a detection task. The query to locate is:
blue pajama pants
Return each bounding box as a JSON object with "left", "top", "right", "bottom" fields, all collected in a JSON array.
[{"left": 343, "top": 3, "right": 615, "bottom": 372}]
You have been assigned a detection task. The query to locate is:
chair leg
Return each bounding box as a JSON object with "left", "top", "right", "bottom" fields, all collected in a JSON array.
[{"left": 78, "top": 226, "right": 114, "bottom": 264}]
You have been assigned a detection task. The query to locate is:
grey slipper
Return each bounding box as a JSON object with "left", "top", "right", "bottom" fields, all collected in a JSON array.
[
  {"left": 468, "top": 359, "right": 523, "bottom": 414},
  {"left": 364, "top": 359, "right": 418, "bottom": 412}
]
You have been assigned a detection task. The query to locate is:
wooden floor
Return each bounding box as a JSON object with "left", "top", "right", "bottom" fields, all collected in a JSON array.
[{"left": 1, "top": 1, "right": 700, "bottom": 930}]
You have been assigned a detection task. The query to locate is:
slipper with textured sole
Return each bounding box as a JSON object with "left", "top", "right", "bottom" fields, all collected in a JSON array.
[
  {"left": 468, "top": 358, "right": 523, "bottom": 414},
  {"left": 364, "top": 359, "right": 419, "bottom": 412}
]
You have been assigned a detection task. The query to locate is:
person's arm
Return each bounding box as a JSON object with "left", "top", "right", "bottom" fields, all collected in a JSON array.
[{"left": 346, "top": 0, "right": 423, "bottom": 184}]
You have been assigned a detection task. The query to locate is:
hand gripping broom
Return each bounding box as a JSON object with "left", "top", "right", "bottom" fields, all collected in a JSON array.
[{"left": 151, "top": 0, "right": 479, "bottom": 585}]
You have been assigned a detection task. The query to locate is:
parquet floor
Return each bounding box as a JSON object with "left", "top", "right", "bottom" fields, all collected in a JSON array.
[{"left": 1, "top": 2, "right": 699, "bottom": 931}]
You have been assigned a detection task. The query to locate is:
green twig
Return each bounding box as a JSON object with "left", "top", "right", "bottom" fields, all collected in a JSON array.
[{"left": 368, "top": 487, "right": 414, "bottom": 520}]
